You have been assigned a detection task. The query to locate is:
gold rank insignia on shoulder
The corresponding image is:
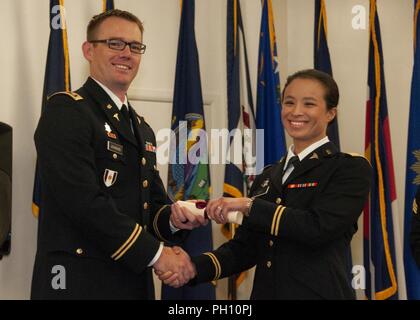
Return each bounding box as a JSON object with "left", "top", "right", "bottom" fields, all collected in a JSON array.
[
  {"left": 47, "top": 91, "right": 84, "bottom": 101},
  {"left": 287, "top": 182, "right": 318, "bottom": 189},
  {"left": 345, "top": 152, "right": 368, "bottom": 160}
]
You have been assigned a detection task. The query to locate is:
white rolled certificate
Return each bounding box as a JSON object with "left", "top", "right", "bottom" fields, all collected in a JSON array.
[{"left": 177, "top": 201, "right": 244, "bottom": 225}]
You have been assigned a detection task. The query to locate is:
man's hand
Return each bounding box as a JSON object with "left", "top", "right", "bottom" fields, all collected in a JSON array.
[
  {"left": 153, "top": 246, "right": 196, "bottom": 288},
  {"left": 170, "top": 201, "right": 208, "bottom": 230}
]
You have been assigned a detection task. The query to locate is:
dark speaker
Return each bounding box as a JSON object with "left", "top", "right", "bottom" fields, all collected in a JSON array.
[{"left": 0, "top": 122, "right": 12, "bottom": 258}]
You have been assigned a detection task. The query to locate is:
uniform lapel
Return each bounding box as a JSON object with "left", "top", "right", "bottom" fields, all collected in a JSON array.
[
  {"left": 83, "top": 78, "right": 138, "bottom": 148},
  {"left": 129, "top": 105, "right": 145, "bottom": 156},
  {"left": 283, "top": 142, "right": 338, "bottom": 186},
  {"left": 270, "top": 157, "right": 286, "bottom": 194}
]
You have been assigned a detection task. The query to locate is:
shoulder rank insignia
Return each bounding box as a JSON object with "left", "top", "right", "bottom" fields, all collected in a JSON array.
[
  {"left": 345, "top": 152, "right": 369, "bottom": 162},
  {"left": 47, "top": 91, "right": 84, "bottom": 101}
]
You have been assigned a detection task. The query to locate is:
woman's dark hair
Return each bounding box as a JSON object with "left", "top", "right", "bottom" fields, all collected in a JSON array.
[{"left": 282, "top": 69, "right": 339, "bottom": 110}]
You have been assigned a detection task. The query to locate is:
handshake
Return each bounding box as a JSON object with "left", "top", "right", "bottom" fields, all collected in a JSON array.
[
  {"left": 157, "top": 197, "right": 253, "bottom": 288},
  {"left": 153, "top": 246, "right": 195, "bottom": 288}
]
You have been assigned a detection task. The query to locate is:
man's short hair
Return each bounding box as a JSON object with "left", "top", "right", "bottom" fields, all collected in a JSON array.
[{"left": 87, "top": 9, "right": 144, "bottom": 41}]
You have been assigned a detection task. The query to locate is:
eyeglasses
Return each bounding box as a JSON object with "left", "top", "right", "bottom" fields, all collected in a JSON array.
[{"left": 89, "top": 39, "right": 146, "bottom": 54}]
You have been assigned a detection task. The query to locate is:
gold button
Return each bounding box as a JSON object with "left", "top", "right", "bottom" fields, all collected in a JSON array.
[
  {"left": 141, "top": 157, "right": 147, "bottom": 166},
  {"left": 113, "top": 154, "right": 118, "bottom": 159},
  {"left": 143, "top": 202, "right": 149, "bottom": 210},
  {"left": 276, "top": 198, "right": 282, "bottom": 205},
  {"left": 269, "top": 240, "right": 274, "bottom": 247},
  {"left": 143, "top": 180, "right": 149, "bottom": 188},
  {"left": 267, "top": 261, "right": 272, "bottom": 268},
  {"left": 76, "top": 248, "right": 83, "bottom": 255}
]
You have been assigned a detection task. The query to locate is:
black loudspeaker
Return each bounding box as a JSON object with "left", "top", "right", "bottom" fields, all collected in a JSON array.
[{"left": 0, "top": 122, "right": 12, "bottom": 259}]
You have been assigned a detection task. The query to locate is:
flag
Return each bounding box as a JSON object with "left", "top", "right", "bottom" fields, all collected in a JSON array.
[
  {"left": 404, "top": 0, "right": 420, "bottom": 300},
  {"left": 32, "top": 0, "right": 71, "bottom": 218},
  {"left": 163, "top": 0, "right": 215, "bottom": 300},
  {"left": 256, "top": 0, "right": 286, "bottom": 167},
  {"left": 103, "top": 0, "right": 114, "bottom": 12},
  {"left": 314, "top": 0, "right": 340, "bottom": 150},
  {"left": 224, "top": 0, "right": 256, "bottom": 300},
  {"left": 363, "top": 0, "right": 406, "bottom": 300}
]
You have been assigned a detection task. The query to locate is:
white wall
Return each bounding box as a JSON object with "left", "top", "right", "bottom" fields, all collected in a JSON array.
[{"left": 0, "top": 0, "right": 413, "bottom": 300}]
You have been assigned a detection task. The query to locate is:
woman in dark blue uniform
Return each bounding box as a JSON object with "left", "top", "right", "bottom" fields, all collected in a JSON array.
[{"left": 160, "top": 69, "right": 372, "bottom": 299}]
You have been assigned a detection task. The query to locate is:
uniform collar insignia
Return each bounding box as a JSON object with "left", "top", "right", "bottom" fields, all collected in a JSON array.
[
  {"left": 310, "top": 152, "right": 319, "bottom": 160},
  {"left": 113, "top": 113, "right": 120, "bottom": 122}
]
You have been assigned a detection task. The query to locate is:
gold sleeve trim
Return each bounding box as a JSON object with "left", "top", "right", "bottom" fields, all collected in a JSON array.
[
  {"left": 414, "top": 199, "right": 418, "bottom": 215},
  {"left": 274, "top": 206, "right": 286, "bottom": 236},
  {"left": 204, "top": 252, "right": 221, "bottom": 281},
  {"left": 153, "top": 204, "right": 170, "bottom": 242},
  {"left": 270, "top": 206, "right": 283, "bottom": 236},
  {"left": 111, "top": 224, "right": 142, "bottom": 260}
]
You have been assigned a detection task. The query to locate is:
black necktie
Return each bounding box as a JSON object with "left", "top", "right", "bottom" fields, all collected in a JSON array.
[
  {"left": 284, "top": 155, "right": 300, "bottom": 172},
  {"left": 121, "top": 104, "right": 130, "bottom": 125}
]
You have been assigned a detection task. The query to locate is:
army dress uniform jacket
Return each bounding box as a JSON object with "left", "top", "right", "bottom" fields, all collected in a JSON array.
[
  {"left": 410, "top": 187, "right": 420, "bottom": 267},
  {"left": 31, "top": 78, "right": 182, "bottom": 299},
  {"left": 192, "top": 143, "right": 372, "bottom": 299}
]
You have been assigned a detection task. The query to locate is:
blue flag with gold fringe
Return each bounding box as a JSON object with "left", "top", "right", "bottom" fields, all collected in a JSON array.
[
  {"left": 163, "top": 0, "right": 215, "bottom": 300},
  {"left": 404, "top": 0, "right": 420, "bottom": 300},
  {"left": 256, "top": 0, "right": 286, "bottom": 166},
  {"left": 314, "top": 0, "right": 340, "bottom": 150},
  {"left": 32, "top": 0, "right": 71, "bottom": 218},
  {"left": 103, "top": 0, "right": 114, "bottom": 11},
  {"left": 223, "top": 0, "right": 256, "bottom": 300},
  {"left": 363, "top": 0, "right": 406, "bottom": 300}
]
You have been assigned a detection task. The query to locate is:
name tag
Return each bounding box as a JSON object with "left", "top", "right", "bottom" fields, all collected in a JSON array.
[{"left": 107, "top": 141, "right": 123, "bottom": 155}]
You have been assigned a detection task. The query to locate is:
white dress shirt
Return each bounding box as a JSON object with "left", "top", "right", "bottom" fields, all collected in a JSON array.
[{"left": 282, "top": 136, "right": 330, "bottom": 184}]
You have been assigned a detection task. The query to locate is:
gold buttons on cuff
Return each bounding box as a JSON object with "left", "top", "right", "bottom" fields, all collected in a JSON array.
[
  {"left": 143, "top": 180, "right": 149, "bottom": 188},
  {"left": 269, "top": 240, "right": 274, "bottom": 247},
  {"left": 267, "top": 261, "right": 272, "bottom": 268},
  {"left": 276, "top": 198, "right": 282, "bottom": 205},
  {"left": 143, "top": 202, "right": 149, "bottom": 210},
  {"left": 141, "top": 157, "right": 147, "bottom": 166},
  {"left": 113, "top": 154, "right": 118, "bottom": 160},
  {"left": 76, "top": 248, "right": 84, "bottom": 255}
]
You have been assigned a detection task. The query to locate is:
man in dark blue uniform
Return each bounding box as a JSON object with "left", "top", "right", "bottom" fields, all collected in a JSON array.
[
  {"left": 159, "top": 69, "right": 372, "bottom": 299},
  {"left": 31, "top": 9, "right": 204, "bottom": 299}
]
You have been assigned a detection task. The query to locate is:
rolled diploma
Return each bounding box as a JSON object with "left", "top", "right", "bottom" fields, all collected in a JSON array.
[{"left": 177, "top": 201, "right": 244, "bottom": 225}]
